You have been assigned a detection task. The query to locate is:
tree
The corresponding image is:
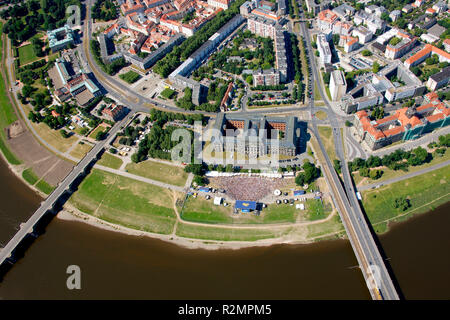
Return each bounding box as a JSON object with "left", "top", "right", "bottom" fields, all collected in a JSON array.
[
  {"left": 302, "top": 161, "right": 319, "bottom": 184},
  {"left": 394, "top": 197, "right": 410, "bottom": 211},
  {"left": 369, "top": 169, "right": 382, "bottom": 180},
  {"left": 372, "top": 61, "right": 380, "bottom": 73},
  {"left": 345, "top": 120, "right": 352, "bottom": 127},
  {"left": 295, "top": 173, "right": 305, "bottom": 186},
  {"left": 95, "top": 130, "right": 106, "bottom": 141},
  {"left": 193, "top": 175, "right": 205, "bottom": 186},
  {"left": 333, "top": 159, "right": 341, "bottom": 174},
  {"left": 360, "top": 167, "right": 370, "bottom": 177},
  {"left": 131, "top": 153, "right": 139, "bottom": 163},
  {"left": 361, "top": 49, "right": 372, "bottom": 56},
  {"left": 245, "top": 75, "right": 253, "bottom": 85},
  {"left": 60, "top": 129, "right": 69, "bottom": 138}
]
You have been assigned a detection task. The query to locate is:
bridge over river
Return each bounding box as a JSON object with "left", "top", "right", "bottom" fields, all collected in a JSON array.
[{"left": 0, "top": 114, "right": 131, "bottom": 266}]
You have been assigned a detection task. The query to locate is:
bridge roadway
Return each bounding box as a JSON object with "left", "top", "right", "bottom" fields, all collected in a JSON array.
[
  {"left": 0, "top": 114, "right": 131, "bottom": 266},
  {"left": 297, "top": 8, "right": 400, "bottom": 300}
]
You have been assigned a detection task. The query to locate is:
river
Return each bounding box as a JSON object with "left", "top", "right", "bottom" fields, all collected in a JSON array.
[{"left": 0, "top": 156, "right": 448, "bottom": 299}]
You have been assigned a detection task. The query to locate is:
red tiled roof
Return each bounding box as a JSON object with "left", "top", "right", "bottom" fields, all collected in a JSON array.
[
  {"left": 404, "top": 44, "right": 450, "bottom": 66},
  {"left": 425, "top": 91, "right": 439, "bottom": 102},
  {"left": 318, "top": 9, "right": 338, "bottom": 23},
  {"left": 426, "top": 113, "right": 445, "bottom": 123},
  {"left": 382, "top": 126, "right": 405, "bottom": 137}
]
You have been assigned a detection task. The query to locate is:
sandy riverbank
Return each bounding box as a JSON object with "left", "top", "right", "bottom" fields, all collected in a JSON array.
[{"left": 57, "top": 204, "right": 340, "bottom": 251}]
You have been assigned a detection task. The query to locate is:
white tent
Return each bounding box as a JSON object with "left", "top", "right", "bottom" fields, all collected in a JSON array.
[{"left": 214, "top": 197, "right": 223, "bottom": 206}]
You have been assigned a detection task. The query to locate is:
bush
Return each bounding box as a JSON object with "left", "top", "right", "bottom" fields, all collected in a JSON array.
[
  {"left": 394, "top": 197, "right": 410, "bottom": 211},
  {"left": 95, "top": 130, "right": 107, "bottom": 141}
]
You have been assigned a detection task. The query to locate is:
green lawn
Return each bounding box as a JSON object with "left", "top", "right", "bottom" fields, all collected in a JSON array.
[
  {"left": 317, "top": 126, "right": 337, "bottom": 161},
  {"left": 126, "top": 159, "right": 188, "bottom": 187},
  {"left": 0, "top": 25, "right": 21, "bottom": 165},
  {"left": 314, "top": 85, "right": 321, "bottom": 101},
  {"left": 36, "top": 179, "right": 55, "bottom": 194},
  {"left": 181, "top": 195, "right": 234, "bottom": 224},
  {"left": 362, "top": 165, "right": 450, "bottom": 232},
  {"left": 175, "top": 222, "right": 288, "bottom": 241},
  {"left": 260, "top": 203, "right": 299, "bottom": 223},
  {"left": 306, "top": 198, "right": 331, "bottom": 221},
  {"left": 307, "top": 214, "right": 344, "bottom": 239},
  {"left": 18, "top": 44, "right": 39, "bottom": 65},
  {"left": 119, "top": 70, "right": 141, "bottom": 84},
  {"left": 70, "top": 169, "right": 177, "bottom": 234},
  {"left": 22, "top": 168, "right": 39, "bottom": 185},
  {"left": 160, "top": 88, "right": 176, "bottom": 99},
  {"left": 97, "top": 152, "right": 123, "bottom": 169},
  {"left": 88, "top": 125, "right": 108, "bottom": 140}
]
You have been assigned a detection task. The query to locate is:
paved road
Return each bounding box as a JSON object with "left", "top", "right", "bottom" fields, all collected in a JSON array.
[
  {"left": 357, "top": 160, "right": 450, "bottom": 192},
  {"left": 296, "top": 10, "right": 399, "bottom": 300},
  {"left": 96, "top": 164, "right": 186, "bottom": 192}
]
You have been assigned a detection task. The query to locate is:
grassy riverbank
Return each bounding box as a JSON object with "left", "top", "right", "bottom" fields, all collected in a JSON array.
[
  {"left": 0, "top": 25, "right": 21, "bottom": 165},
  {"left": 70, "top": 169, "right": 178, "bottom": 234},
  {"left": 353, "top": 149, "right": 450, "bottom": 186},
  {"left": 362, "top": 165, "right": 450, "bottom": 233},
  {"left": 125, "top": 159, "right": 188, "bottom": 187}
]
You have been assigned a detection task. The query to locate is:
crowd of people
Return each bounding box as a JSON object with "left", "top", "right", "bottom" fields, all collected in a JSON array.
[{"left": 208, "top": 176, "right": 292, "bottom": 201}]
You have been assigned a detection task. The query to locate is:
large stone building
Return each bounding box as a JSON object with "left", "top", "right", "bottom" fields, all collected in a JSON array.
[
  {"left": 48, "top": 58, "right": 102, "bottom": 106},
  {"left": 208, "top": 0, "right": 234, "bottom": 10},
  {"left": 247, "top": 15, "right": 276, "bottom": 39},
  {"left": 47, "top": 25, "right": 74, "bottom": 52},
  {"left": 317, "top": 33, "right": 332, "bottom": 64},
  {"left": 354, "top": 94, "right": 449, "bottom": 150},
  {"left": 340, "top": 61, "right": 425, "bottom": 113},
  {"left": 385, "top": 31, "right": 417, "bottom": 59},
  {"left": 329, "top": 70, "right": 347, "bottom": 101},
  {"left": 427, "top": 66, "right": 450, "bottom": 91},
  {"left": 252, "top": 68, "right": 280, "bottom": 86},
  {"left": 212, "top": 114, "right": 300, "bottom": 157}
]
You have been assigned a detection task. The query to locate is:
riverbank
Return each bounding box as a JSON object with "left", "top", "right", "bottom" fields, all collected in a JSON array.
[
  {"left": 58, "top": 205, "right": 341, "bottom": 250},
  {"left": 362, "top": 164, "right": 450, "bottom": 234}
]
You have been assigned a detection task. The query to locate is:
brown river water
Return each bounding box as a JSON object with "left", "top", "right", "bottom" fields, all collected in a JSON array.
[{"left": 0, "top": 157, "right": 448, "bottom": 299}]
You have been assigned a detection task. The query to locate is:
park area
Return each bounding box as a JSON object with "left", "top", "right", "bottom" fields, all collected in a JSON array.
[
  {"left": 119, "top": 70, "right": 141, "bottom": 84},
  {"left": 69, "top": 169, "right": 178, "bottom": 234},
  {"left": 362, "top": 165, "right": 450, "bottom": 233},
  {"left": 97, "top": 152, "right": 123, "bottom": 169},
  {"left": 17, "top": 44, "right": 39, "bottom": 65}
]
